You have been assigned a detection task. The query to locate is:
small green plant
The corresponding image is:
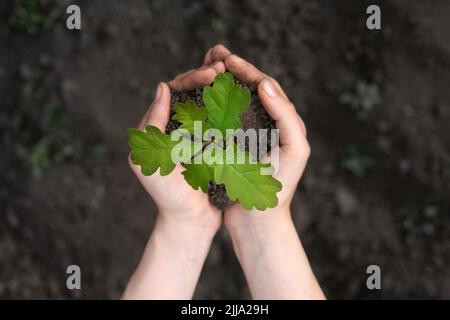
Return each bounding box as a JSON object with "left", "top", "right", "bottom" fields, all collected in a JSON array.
[
  {"left": 339, "top": 81, "right": 380, "bottom": 119},
  {"left": 11, "top": 0, "right": 60, "bottom": 34},
  {"left": 128, "top": 72, "right": 282, "bottom": 210},
  {"left": 341, "top": 144, "right": 374, "bottom": 177}
]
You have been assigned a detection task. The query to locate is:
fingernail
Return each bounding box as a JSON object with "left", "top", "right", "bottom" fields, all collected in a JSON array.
[
  {"left": 155, "top": 83, "right": 162, "bottom": 102},
  {"left": 262, "top": 79, "right": 277, "bottom": 98}
]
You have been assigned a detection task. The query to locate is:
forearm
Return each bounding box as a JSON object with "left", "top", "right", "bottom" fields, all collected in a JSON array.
[
  {"left": 122, "top": 214, "right": 216, "bottom": 300},
  {"left": 226, "top": 210, "right": 325, "bottom": 300}
]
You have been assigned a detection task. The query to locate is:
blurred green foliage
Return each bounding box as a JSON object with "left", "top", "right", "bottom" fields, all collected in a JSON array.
[
  {"left": 401, "top": 205, "right": 440, "bottom": 236},
  {"left": 15, "top": 138, "right": 50, "bottom": 178},
  {"left": 146, "top": 0, "right": 171, "bottom": 13},
  {"left": 340, "top": 81, "right": 380, "bottom": 119},
  {"left": 11, "top": 0, "right": 60, "bottom": 34},
  {"left": 341, "top": 144, "right": 374, "bottom": 178},
  {"left": 15, "top": 80, "right": 74, "bottom": 178}
]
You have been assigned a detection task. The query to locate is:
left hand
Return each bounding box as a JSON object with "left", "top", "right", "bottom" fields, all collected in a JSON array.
[{"left": 129, "top": 60, "right": 229, "bottom": 234}]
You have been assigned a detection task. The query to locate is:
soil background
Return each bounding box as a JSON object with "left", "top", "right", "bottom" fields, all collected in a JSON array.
[{"left": 1, "top": 0, "right": 450, "bottom": 299}]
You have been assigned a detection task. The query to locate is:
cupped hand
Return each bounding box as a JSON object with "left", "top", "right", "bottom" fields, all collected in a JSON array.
[
  {"left": 128, "top": 62, "right": 227, "bottom": 233},
  {"left": 204, "top": 45, "right": 310, "bottom": 226}
]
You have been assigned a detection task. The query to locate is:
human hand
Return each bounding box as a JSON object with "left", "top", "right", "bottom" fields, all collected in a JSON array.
[
  {"left": 124, "top": 61, "right": 230, "bottom": 300},
  {"left": 124, "top": 45, "right": 322, "bottom": 300},
  {"left": 204, "top": 45, "right": 310, "bottom": 226},
  {"left": 202, "top": 45, "right": 323, "bottom": 299},
  {"left": 128, "top": 62, "right": 228, "bottom": 235}
]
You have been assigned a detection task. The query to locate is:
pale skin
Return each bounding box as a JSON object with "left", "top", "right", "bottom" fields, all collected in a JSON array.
[{"left": 122, "top": 45, "right": 325, "bottom": 300}]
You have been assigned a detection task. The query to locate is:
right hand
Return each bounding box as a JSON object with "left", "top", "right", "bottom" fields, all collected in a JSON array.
[{"left": 204, "top": 45, "right": 310, "bottom": 226}]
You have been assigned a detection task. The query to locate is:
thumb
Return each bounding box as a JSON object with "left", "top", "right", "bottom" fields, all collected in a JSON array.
[
  {"left": 138, "top": 82, "right": 171, "bottom": 132},
  {"left": 257, "top": 79, "right": 307, "bottom": 154}
]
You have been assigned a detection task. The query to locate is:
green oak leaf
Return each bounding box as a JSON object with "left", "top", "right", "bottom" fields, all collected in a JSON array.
[
  {"left": 172, "top": 100, "right": 211, "bottom": 136},
  {"left": 203, "top": 72, "right": 251, "bottom": 136},
  {"left": 182, "top": 163, "right": 214, "bottom": 193},
  {"left": 181, "top": 144, "right": 217, "bottom": 193},
  {"left": 128, "top": 125, "right": 180, "bottom": 176},
  {"left": 127, "top": 73, "right": 282, "bottom": 211},
  {"left": 213, "top": 142, "right": 282, "bottom": 210}
]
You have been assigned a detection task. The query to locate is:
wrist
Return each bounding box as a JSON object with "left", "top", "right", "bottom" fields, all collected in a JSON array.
[
  {"left": 224, "top": 204, "right": 292, "bottom": 235},
  {"left": 123, "top": 211, "right": 217, "bottom": 300},
  {"left": 225, "top": 206, "right": 299, "bottom": 257},
  {"left": 224, "top": 208, "right": 324, "bottom": 300},
  {"left": 155, "top": 209, "right": 220, "bottom": 245}
]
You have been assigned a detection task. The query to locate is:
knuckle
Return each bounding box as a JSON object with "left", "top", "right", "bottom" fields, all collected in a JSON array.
[
  {"left": 197, "top": 68, "right": 216, "bottom": 84},
  {"left": 166, "top": 79, "right": 176, "bottom": 89},
  {"left": 225, "top": 54, "right": 240, "bottom": 67},
  {"left": 212, "top": 61, "right": 226, "bottom": 73},
  {"left": 211, "top": 44, "right": 228, "bottom": 59},
  {"left": 282, "top": 99, "right": 296, "bottom": 113},
  {"left": 268, "top": 76, "right": 279, "bottom": 86},
  {"left": 213, "top": 43, "right": 225, "bottom": 52},
  {"left": 292, "top": 112, "right": 308, "bottom": 137}
]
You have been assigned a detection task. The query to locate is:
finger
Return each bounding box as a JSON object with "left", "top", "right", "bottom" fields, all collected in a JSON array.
[
  {"left": 210, "top": 61, "right": 226, "bottom": 74},
  {"left": 203, "top": 44, "right": 231, "bottom": 65},
  {"left": 203, "top": 48, "right": 213, "bottom": 65},
  {"left": 173, "top": 68, "right": 195, "bottom": 81},
  {"left": 168, "top": 64, "right": 222, "bottom": 91},
  {"left": 224, "top": 54, "right": 266, "bottom": 84},
  {"left": 173, "top": 60, "right": 225, "bottom": 84},
  {"left": 224, "top": 54, "right": 288, "bottom": 99},
  {"left": 138, "top": 82, "right": 171, "bottom": 131},
  {"left": 257, "top": 79, "right": 308, "bottom": 153}
]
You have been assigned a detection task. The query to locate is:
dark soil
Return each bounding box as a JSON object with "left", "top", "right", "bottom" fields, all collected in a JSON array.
[
  {"left": 168, "top": 79, "right": 275, "bottom": 210},
  {"left": 1, "top": 0, "right": 450, "bottom": 299}
]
